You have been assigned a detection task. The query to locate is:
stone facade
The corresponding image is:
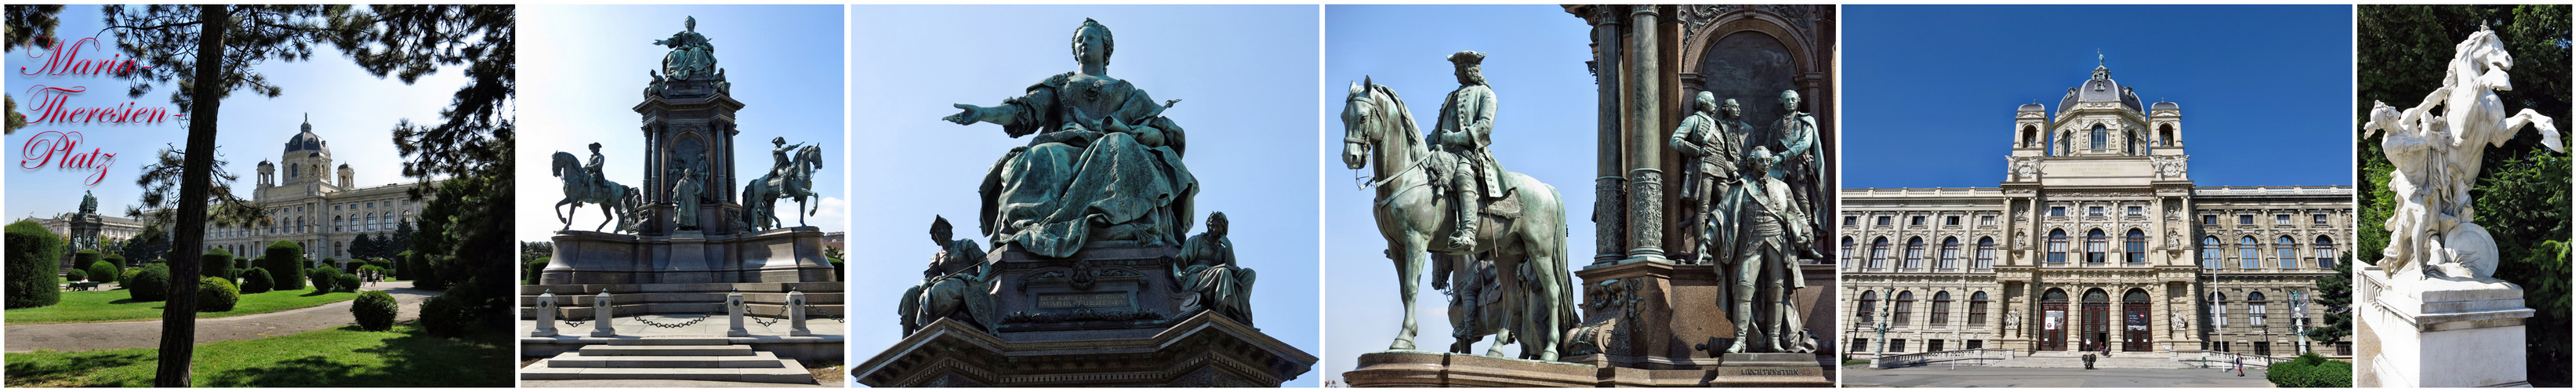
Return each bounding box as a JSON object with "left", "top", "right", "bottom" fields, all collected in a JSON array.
[
  {"left": 1838, "top": 64, "right": 2353, "bottom": 360},
  {"left": 174, "top": 118, "right": 430, "bottom": 261}
]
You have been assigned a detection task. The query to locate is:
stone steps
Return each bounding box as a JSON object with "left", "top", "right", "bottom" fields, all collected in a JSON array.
[
  {"left": 524, "top": 336, "right": 815, "bottom": 384},
  {"left": 576, "top": 344, "right": 756, "bottom": 357},
  {"left": 543, "top": 350, "right": 786, "bottom": 368}
]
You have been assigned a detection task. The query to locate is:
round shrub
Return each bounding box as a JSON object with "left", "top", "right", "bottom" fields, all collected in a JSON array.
[
  {"left": 525, "top": 257, "right": 548, "bottom": 284},
  {"left": 67, "top": 269, "right": 88, "bottom": 282},
  {"left": 5, "top": 220, "right": 65, "bottom": 308},
  {"left": 103, "top": 253, "right": 125, "bottom": 267},
  {"left": 418, "top": 293, "right": 473, "bottom": 337},
  {"left": 352, "top": 290, "right": 399, "bottom": 331},
  {"left": 199, "top": 249, "right": 236, "bottom": 282},
  {"left": 335, "top": 274, "right": 361, "bottom": 293},
  {"left": 195, "top": 277, "right": 239, "bottom": 312},
  {"left": 85, "top": 260, "right": 119, "bottom": 285},
  {"left": 74, "top": 249, "right": 103, "bottom": 274},
  {"left": 2264, "top": 352, "right": 2353, "bottom": 387},
  {"left": 260, "top": 241, "right": 305, "bottom": 291},
  {"left": 129, "top": 263, "right": 171, "bottom": 302},
  {"left": 310, "top": 267, "right": 340, "bottom": 294},
  {"left": 118, "top": 267, "right": 140, "bottom": 289},
  {"left": 240, "top": 267, "right": 274, "bottom": 294}
]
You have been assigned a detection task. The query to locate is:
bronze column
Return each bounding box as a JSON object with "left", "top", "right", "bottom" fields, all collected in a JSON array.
[{"left": 1622, "top": 5, "right": 1666, "bottom": 263}]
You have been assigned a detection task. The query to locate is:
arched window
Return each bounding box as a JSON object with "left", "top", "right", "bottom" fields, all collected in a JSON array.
[
  {"left": 2090, "top": 124, "right": 2108, "bottom": 151},
  {"left": 2211, "top": 292, "right": 2229, "bottom": 328},
  {"left": 2047, "top": 229, "right": 2069, "bottom": 264},
  {"left": 2277, "top": 236, "right": 2300, "bottom": 269},
  {"left": 1903, "top": 237, "right": 1926, "bottom": 270},
  {"left": 2239, "top": 236, "right": 2260, "bottom": 269},
  {"left": 334, "top": 241, "right": 344, "bottom": 257},
  {"left": 1870, "top": 238, "right": 1892, "bottom": 269},
  {"left": 2200, "top": 236, "right": 2221, "bottom": 269},
  {"left": 2022, "top": 125, "right": 2038, "bottom": 148},
  {"left": 2316, "top": 236, "right": 2338, "bottom": 270},
  {"left": 1974, "top": 237, "right": 1996, "bottom": 270},
  {"left": 2124, "top": 229, "right": 2147, "bottom": 263},
  {"left": 2248, "top": 292, "right": 2269, "bottom": 331},
  {"left": 1857, "top": 291, "right": 1879, "bottom": 324},
  {"left": 1894, "top": 291, "right": 1916, "bottom": 328},
  {"left": 1931, "top": 292, "right": 1954, "bottom": 327},
  {"left": 334, "top": 216, "right": 344, "bottom": 232},
  {"left": 1841, "top": 237, "right": 1857, "bottom": 267},
  {"left": 1938, "top": 237, "right": 1961, "bottom": 270},
  {"left": 1968, "top": 292, "right": 1991, "bottom": 327},
  {"left": 2084, "top": 229, "right": 2109, "bottom": 263},
  {"left": 2158, "top": 123, "right": 2176, "bottom": 147}
]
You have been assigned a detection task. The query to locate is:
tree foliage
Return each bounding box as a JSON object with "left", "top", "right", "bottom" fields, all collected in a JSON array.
[
  {"left": 2356, "top": 5, "right": 2571, "bottom": 387},
  {"left": 4, "top": 5, "right": 65, "bottom": 135}
]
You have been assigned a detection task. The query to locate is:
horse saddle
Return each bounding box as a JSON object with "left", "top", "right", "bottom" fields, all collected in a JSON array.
[{"left": 1481, "top": 188, "right": 1524, "bottom": 218}]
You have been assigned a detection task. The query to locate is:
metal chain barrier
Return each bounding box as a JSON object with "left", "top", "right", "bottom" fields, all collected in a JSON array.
[{"left": 634, "top": 314, "right": 712, "bottom": 328}]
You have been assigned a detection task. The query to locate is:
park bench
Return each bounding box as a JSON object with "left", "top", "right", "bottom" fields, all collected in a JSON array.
[{"left": 65, "top": 281, "right": 100, "bottom": 291}]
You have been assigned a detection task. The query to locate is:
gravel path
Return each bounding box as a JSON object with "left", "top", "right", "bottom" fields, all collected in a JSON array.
[{"left": 5, "top": 281, "right": 437, "bottom": 353}]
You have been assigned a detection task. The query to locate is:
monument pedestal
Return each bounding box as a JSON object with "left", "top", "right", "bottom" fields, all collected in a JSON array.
[
  {"left": 2360, "top": 265, "right": 2534, "bottom": 387},
  {"left": 858, "top": 242, "right": 1315, "bottom": 387},
  {"left": 857, "top": 312, "right": 1312, "bottom": 387}
]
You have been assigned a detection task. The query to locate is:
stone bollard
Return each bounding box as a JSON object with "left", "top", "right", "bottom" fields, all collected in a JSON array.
[
  {"left": 788, "top": 289, "right": 811, "bottom": 336},
  {"left": 590, "top": 291, "right": 617, "bottom": 337},
  {"left": 532, "top": 289, "right": 559, "bottom": 337},
  {"left": 726, "top": 290, "right": 748, "bottom": 337}
]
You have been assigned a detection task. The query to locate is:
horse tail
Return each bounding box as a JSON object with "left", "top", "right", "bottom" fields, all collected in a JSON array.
[{"left": 1551, "top": 183, "right": 1577, "bottom": 328}]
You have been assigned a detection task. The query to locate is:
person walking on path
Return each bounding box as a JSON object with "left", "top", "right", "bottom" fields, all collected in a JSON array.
[{"left": 2233, "top": 355, "right": 2244, "bottom": 376}]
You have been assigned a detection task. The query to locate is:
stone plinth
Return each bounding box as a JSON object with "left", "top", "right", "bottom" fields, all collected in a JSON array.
[
  {"left": 856, "top": 313, "right": 1314, "bottom": 387},
  {"left": 541, "top": 227, "right": 836, "bottom": 285},
  {"left": 1564, "top": 260, "right": 1836, "bottom": 370},
  {"left": 1346, "top": 350, "right": 1599, "bottom": 387},
  {"left": 2359, "top": 264, "right": 2534, "bottom": 387},
  {"left": 1711, "top": 353, "right": 1830, "bottom": 387},
  {"left": 985, "top": 242, "right": 1187, "bottom": 334}
]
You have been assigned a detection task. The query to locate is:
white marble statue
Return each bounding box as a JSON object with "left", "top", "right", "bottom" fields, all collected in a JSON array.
[{"left": 2365, "top": 26, "right": 2566, "bottom": 285}]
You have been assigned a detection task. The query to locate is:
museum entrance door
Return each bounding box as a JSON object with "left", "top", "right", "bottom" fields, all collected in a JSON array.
[
  {"left": 2123, "top": 289, "right": 2151, "bottom": 352},
  {"left": 2038, "top": 289, "right": 2068, "bottom": 351},
  {"left": 2081, "top": 289, "right": 2109, "bottom": 352}
]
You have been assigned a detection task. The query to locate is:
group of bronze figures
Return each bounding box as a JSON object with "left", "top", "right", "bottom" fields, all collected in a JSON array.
[
  {"left": 548, "top": 17, "right": 825, "bottom": 234},
  {"left": 1670, "top": 89, "right": 1823, "bottom": 354},
  {"left": 896, "top": 19, "right": 1254, "bottom": 336},
  {"left": 1339, "top": 52, "right": 1823, "bottom": 361}
]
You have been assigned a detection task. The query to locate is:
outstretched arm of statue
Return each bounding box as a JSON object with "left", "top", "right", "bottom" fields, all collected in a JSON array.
[{"left": 944, "top": 103, "right": 1024, "bottom": 126}]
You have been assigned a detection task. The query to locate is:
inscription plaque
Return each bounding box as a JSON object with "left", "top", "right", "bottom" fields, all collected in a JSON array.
[{"left": 1036, "top": 292, "right": 1134, "bottom": 309}]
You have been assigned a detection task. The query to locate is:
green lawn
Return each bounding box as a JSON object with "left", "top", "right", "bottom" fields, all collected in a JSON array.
[
  {"left": 3, "top": 323, "right": 513, "bottom": 387},
  {"left": 4, "top": 290, "right": 358, "bottom": 325}
]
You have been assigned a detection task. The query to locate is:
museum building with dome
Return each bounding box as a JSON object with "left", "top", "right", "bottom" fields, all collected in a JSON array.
[
  {"left": 176, "top": 117, "right": 432, "bottom": 262},
  {"left": 1837, "top": 64, "right": 2353, "bottom": 360}
]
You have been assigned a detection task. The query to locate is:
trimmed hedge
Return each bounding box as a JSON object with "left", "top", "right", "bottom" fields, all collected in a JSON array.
[
  {"left": 85, "top": 260, "right": 119, "bottom": 285},
  {"left": 199, "top": 249, "right": 236, "bottom": 282},
  {"left": 129, "top": 263, "right": 171, "bottom": 301},
  {"left": 66, "top": 270, "right": 88, "bottom": 283},
  {"left": 103, "top": 252, "right": 125, "bottom": 267},
  {"left": 5, "top": 220, "right": 65, "bottom": 308},
  {"left": 241, "top": 267, "right": 274, "bottom": 294},
  {"left": 419, "top": 293, "right": 473, "bottom": 337},
  {"left": 118, "top": 267, "right": 140, "bottom": 289},
  {"left": 309, "top": 267, "right": 342, "bottom": 294},
  {"left": 334, "top": 274, "right": 361, "bottom": 293},
  {"left": 352, "top": 291, "right": 399, "bottom": 331},
  {"left": 525, "top": 257, "right": 547, "bottom": 284},
  {"left": 262, "top": 241, "right": 306, "bottom": 291},
  {"left": 195, "top": 276, "right": 240, "bottom": 312},
  {"left": 73, "top": 249, "right": 103, "bottom": 277},
  {"left": 2265, "top": 352, "right": 2353, "bottom": 387}
]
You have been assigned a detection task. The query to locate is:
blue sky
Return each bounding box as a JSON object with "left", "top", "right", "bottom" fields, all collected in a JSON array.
[
  {"left": 1322, "top": 5, "right": 1598, "bottom": 384},
  {"left": 847, "top": 5, "right": 1322, "bottom": 385},
  {"left": 1845, "top": 5, "right": 2354, "bottom": 189},
  {"left": 515, "top": 5, "right": 847, "bottom": 241},
  {"left": 8, "top": 5, "right": 470, "bottom": 227}
]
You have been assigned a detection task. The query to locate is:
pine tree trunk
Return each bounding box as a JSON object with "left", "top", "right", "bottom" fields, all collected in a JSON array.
[{"left": 153, "top": 5, "right": 227, "bottom": 387}]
